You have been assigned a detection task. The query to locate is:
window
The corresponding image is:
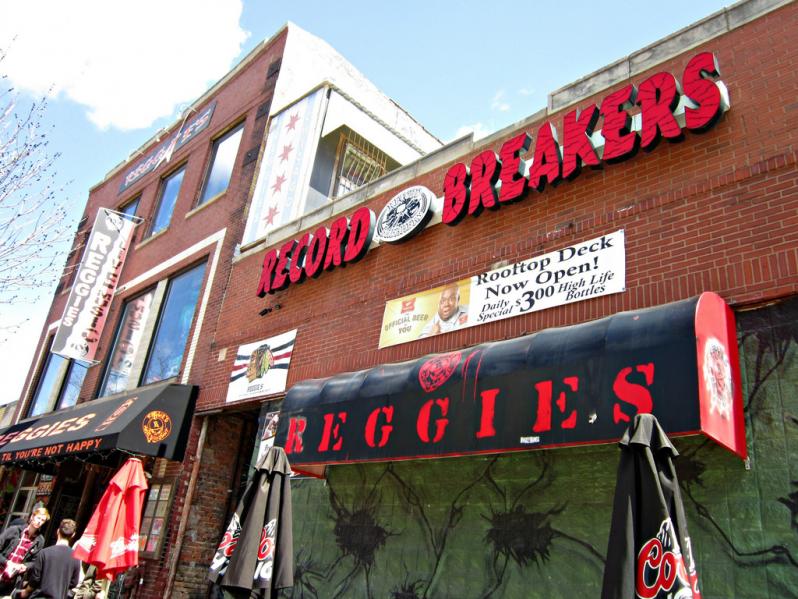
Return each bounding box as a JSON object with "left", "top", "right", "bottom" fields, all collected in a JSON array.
[
  {"left": 98, "top": 290, "right": 156, "bottom": 397},
  {"left": 150, "top": 166, "right": 185, "bottom": 236},
  {"left": 27, "top": 340, "right": 88, "bottom": 417},
  {"left": 198, "top": 123, "right": 244, "bottom": 205},
  {"left": 142, "top": 263, "right": 206, "bottom": 385},
  {"left": 119, "top": 196, "right": 140, "bottom": 218},
  {"left": 4, "top": 471, "right": 39, "bottom": 529},
  {"left": 333, "top": 131, "right": 388, "bottom": 198},
  {"left": 139, "top": 479, "right": 174, "bottom": 556}
]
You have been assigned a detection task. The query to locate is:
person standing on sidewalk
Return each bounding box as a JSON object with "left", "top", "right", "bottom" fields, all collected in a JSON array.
[
  {"left": 0, "top": 508, "right": 49, "bottom": 596},
  {"left": 18, "top": 519, "right": 81, "bottom": 599}
]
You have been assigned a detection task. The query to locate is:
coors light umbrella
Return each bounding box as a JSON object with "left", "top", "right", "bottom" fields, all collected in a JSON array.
[
  {"left": 72, "top": 457, "right": 148, "bottom": 579},
  {"left": 208, "top": 446, "right": 293, "bottom": 598},
  {"left": 601, "top": 414, "right": 701, "bottom": 599}
]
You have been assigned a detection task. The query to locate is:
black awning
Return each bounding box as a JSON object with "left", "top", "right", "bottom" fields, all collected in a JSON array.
[
  {"left": 276, "top": 292, "right": 746, "bottom": 468},
  {"left": 0, "top": 382, "right": 196, "bottom": 467}
]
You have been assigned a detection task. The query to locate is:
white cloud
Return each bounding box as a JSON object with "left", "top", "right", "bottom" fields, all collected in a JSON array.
[
  {"left": 517, "top": 87, "right": 535, "bottom": 96},
  {"left": 491, "top": 89, "right": 510, "bottom": 112},
  {"left": 454, "top": 122, "right": 493, "bottom": 141},
  {"left": 0, "top": 0, "right": 249, "bottom": 131}
]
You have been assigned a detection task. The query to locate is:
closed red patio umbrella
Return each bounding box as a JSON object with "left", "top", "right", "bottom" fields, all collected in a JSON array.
[{"left": 72, "top": 457, "right": 148, "bottom": 579}]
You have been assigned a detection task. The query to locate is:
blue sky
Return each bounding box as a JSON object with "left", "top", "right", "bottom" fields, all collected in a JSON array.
[{"left": 0, "top": 0, "right": 732, "bottom": 403}]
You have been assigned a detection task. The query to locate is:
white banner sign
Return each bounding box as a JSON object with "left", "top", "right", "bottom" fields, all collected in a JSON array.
[
  {"left": 242, "top": 89, "right": 328, "bottom": 244},
  {"left": 226, "top": 329, "right": 297, "bottom": 403},
  {"left": 379, "top": 230, "right": 625, "bottom": 348},
  {"left": 52, "top": 209, "right": 138, "bottom": 362},
  {"left": 469, "top": 230, "right": 626, "bottom": 323}
]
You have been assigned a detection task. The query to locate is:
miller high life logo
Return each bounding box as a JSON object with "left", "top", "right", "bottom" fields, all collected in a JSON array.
[
  {"left": 141, "top": 410, "right": 172, "bottom": 443},
  {"left": 636, "top": 519, "right": 701, "bottom": 599},
  {"left": 254, "top": 518, "right": 278, "bottom": 583},
  {"left": 210, "top": 513, "right": 241, "bottom": 575}
]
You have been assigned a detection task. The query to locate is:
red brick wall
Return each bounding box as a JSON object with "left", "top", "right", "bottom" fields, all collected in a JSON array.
[
  {"left": 202, "top": 3, "right": 798, "bottom": 417},
  {"left": 16, "top": 30, "right": 288, "bottom": 415},
  {"left": 169, "top": 415, "right": 248, "bottom": 599}
]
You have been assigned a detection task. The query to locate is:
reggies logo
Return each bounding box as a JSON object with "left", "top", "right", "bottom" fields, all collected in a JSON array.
[{"left": 375, "top": 185, "right": 434, "bottom": 244}]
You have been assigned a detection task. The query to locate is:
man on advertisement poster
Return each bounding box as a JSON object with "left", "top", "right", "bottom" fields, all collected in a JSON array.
[{"left": 419, "top": 284, "right": 468, "bottom": 338}]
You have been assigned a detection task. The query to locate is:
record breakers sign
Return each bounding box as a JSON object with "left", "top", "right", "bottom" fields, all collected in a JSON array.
[{"left": 379, "top": 230, "right": 625, "bottom": 348}]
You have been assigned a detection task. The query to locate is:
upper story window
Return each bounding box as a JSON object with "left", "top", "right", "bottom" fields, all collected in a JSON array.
[
  {"left": 98, "top": 289, "right": 156, "bottom": 397},
  {"left": 332, "top": 131, "right": 389, "bottom": 199},
  {"left": 198, "top": 123, "right": 244, "bottom": 206},
  {"left": 142, "top": 263, "right": 206, "bottom": 385},
  {"left": 27, "top": 339, "right": 87, "bottom": 417},
  {"left": 120, "top": 196, "right": 140, "bottom": 218},
  {"left": 150, "top": 166, "right": 186, "bottom": 236},
  {"left": 96, "top": 262, "right": 207, "bottom": 397}
]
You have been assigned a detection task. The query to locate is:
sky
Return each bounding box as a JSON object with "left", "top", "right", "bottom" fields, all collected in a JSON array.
[{"left": 0, "top": 0, "right": 733, "bottom": 405}]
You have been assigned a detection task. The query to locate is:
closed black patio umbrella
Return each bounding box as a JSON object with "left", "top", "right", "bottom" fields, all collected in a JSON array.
[
  {"left": 208, "top": 446, "right": 294, "bottom": 598},
  {"left": 601, "top": 413, "right": 701, "bottom": 599}
]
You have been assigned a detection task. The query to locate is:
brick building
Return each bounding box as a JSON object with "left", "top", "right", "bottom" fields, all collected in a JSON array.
[
  {"left": 0, "top": 22, "right": 438, "bottom": 598},
  {"left": 3, "top": 0, "right": 798, "bottom": 597}
]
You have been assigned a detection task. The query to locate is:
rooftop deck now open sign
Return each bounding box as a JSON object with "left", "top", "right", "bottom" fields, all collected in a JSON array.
[{"left": 379, "top": 230, "right": 625, "bottom": 348}]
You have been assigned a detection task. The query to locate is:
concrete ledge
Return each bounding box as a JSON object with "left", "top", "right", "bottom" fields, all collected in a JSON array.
[{"left": 549, "top": 0, "right": 791, "bottom": 112}]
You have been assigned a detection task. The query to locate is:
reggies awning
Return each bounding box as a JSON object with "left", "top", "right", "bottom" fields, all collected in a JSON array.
[
  {"left": 0, "top": 382, "right": 196, "bottom": 467},
  {"left": 275, "top": 292, "right": 746, "bottom": 469}
]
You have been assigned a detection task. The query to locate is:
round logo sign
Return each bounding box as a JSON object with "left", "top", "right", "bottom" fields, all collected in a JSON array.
[
  {"left": 142, "top": 410, "right": 173, "bottom": 443},
  {"left": 375, "top": 186, "right": 434, "bottom": 244},
  {"left": 702, "top": 337, "right": 733, "bottom": 419}
]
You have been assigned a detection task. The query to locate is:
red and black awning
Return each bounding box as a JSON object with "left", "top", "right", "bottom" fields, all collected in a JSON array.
[
  {"left": 276, "top": 292, "right": 745, "bottom": 471},
  {"left": 0, "top": 382, "right": 196, "bottom": 467}
]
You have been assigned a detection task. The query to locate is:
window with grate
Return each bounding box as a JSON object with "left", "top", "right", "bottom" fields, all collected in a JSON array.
[{"left": 332, "top": 131, "right": 388, "bottom": 199}]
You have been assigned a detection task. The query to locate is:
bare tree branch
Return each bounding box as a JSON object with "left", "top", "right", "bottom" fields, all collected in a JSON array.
[{"left": 0, "top": 49, "right": 75, "bottom": 321}]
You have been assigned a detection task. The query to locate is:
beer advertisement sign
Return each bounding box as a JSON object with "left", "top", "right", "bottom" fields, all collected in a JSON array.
[{"left": 379, "top": 230, "right": 625, "bottom": 348}]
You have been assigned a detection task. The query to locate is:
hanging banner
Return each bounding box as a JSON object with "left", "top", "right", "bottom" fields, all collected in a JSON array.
[
  {"left": 52, "top": 209, "right": 138, "bottom": 362},
  {"left": 379, "top": 230, "right": 625, "bottom": 348},
  {"left": 242, "top": 89, "right": 328, "bottom": 244},
  {"left": 226, "top": 330, "right": 297, "bottom": 403}
]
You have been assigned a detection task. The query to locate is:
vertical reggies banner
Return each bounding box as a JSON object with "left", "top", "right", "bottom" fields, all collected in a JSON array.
[
  {"left": 52, "top": 209, "right": 138, "bottom": 362},
  {"left": 242, "top": 89, "right": 328, "bottom": 244}
]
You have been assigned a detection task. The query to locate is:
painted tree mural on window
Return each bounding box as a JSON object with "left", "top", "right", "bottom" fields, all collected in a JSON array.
[{"left": 283, "top": 296, "right": 798, "bottom": 598}]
